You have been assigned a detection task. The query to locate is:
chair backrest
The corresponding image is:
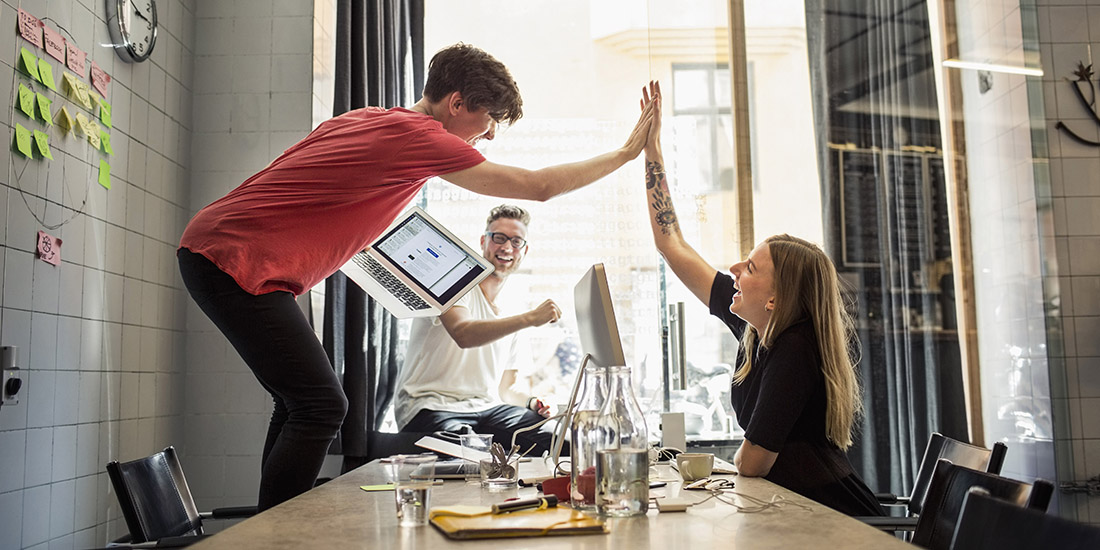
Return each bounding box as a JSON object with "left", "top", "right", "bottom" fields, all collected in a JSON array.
[
  {"left": 950, "top": 488, "right": 1100, "bottom": 550},
  {"left": 908, "top": 432, "right": 1008, "bottom": 515},
  {"left": 106, "top": 446, "right": 204, "bottom": 543},
  {"left": 912, "top": 459, "right": 1054, "bottom": 550}
]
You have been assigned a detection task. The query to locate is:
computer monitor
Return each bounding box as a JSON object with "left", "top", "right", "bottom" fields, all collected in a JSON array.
[
  {"left": 574, "top": 264, "right": 627, "bottom": 369},
  {"left": 548, "top": 264, "right": 627, "bottom": 471}
]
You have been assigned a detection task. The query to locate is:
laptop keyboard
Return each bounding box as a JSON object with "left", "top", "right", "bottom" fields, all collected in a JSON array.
[{"left": 352, "top": 254, "right": 431, "bottom": 311}]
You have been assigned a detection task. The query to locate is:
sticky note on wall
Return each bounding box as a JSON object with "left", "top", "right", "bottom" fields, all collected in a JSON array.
[
  {"left": 98, "top": 160, "right": 111, "bottom": 189},
  {"left": 14, "top": 123, "right": 33, "bottom": 158}
]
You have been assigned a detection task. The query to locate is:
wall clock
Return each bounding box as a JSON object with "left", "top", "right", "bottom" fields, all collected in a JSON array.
[{"left": 106, "top": 0, "right": 157, "bottom": 62}]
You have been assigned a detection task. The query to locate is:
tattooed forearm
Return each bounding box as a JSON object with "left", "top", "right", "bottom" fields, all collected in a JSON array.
[
  {"left": 649, "top": 173, "right": 679, "bottom": 236},
  {"left": 645, "top": 160, "right": 665, "bottom": 190}
]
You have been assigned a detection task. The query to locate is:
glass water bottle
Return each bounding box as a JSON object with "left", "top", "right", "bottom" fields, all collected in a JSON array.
[
  {"left": 595, "top": 366, "right": 649, "bottom": 516},
  {"left": 570, "top": 365, "right": 608, "bottom": 511}
]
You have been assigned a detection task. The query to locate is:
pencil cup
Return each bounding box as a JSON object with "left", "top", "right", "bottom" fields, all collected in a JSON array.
[
  {"left": 479, "top": 456, "right": 519, "bottom": 490},
  {"left": 458, "top": 433, "right": 494, "bottom": 482},
  {"left": 385, "top": 454, "right": 436, "bottom": 527}
]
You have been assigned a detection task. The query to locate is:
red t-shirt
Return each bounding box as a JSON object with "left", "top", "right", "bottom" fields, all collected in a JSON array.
[{"left": 180, "top": 107, "right": 485, "bottom": 296}]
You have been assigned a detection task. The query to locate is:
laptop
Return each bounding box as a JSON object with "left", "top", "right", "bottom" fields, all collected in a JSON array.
[{"left": 340, "top": 206, "right": 495, "bottom": 318}]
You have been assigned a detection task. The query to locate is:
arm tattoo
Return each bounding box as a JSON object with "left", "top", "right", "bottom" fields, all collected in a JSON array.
[
  {"left": 645, "top": 160, "right": 665, "bottom": 189},
  {"left": 647, "top": 161, "right": 679, "bottom": 236}
]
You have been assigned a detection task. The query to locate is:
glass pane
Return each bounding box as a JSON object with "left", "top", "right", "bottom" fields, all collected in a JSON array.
[{"left": 673, "top": 69, "right": 712, "bottom": 111}]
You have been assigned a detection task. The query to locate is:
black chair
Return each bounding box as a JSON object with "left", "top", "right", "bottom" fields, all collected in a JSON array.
[
  {"left": 950, "top": 488, "right": 1100, "bottom": 550},
  {"left": 107, "top": 446, "right": 257, "bottom": 548},
  {"left": 860, "top": 432, "right": 1007, "bottom": 531},
  {"left": 909, "top": 459, "right": 1054, "bottom": 550}
]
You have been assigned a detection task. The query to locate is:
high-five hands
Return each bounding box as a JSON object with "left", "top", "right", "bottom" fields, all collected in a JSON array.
[{"left": 641, "top": 80, "right": 662, "bottom": 156}]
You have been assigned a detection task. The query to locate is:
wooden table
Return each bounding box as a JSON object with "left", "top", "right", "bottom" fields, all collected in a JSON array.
[{"left": 190, "top": 461, "right": 912, "bottom": 549}]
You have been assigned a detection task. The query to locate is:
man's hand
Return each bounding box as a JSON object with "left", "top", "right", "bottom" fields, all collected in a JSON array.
[
  {"left": 642, "top": 80, "right": 662, "bottom": 158},
  {"left": 620, "top": 85, "right": 661, "bottom": 159},
  {"left": 527, "top": 397, "right": 552, "bottom": 418},
  {"left": 524, "top": 299, "right": 561, "bottom": 327}
]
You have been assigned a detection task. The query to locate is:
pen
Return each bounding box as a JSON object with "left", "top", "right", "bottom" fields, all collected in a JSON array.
[{"left": 491, "top": 495, "right": 558, "bottom": 514}]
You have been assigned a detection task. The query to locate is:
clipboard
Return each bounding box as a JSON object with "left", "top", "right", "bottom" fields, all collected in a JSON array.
[{"left": 429, "top": 506, "right": 607, "bottom": 539}]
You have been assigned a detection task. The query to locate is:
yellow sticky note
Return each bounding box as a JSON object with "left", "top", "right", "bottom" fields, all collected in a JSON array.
[
  {"left": 62, "top": 71, "right": 78, "bottom": 92},
  {"left": 360, "top": 484, "right": 395, "bottom": 492},
  {"left": 38, "top": 59, "right": 56, "bottom": 91},
  {"left": 86, "top": 124, "right": 102, "bottom": 150},
  {"left": 35, "top": 93, "right": 52, "bottom": 126},
  {"left": 19, "top": 47, "right": 40, "bottom": 82},
  {"left": 74, "top": 112, "right": 90, "bottom": 136},
  {"left": 17, "top": 84, "right": 35, "bottom": 118},
  {"left": 76, "top": 83, "right": 92, "bottom": 110},
  {"left": 14, "top": 123, "right": 33, "bottom": 158},
  {"left": 99, "top": 101, "right": 112, "bottom": 129},
  {"left": 56, "top": 106, "right": 74, "bottom": 134},
  {"left": 33, "top": 130, "right": 52, "bottom": 159},
  {"left": 100, "top": 130, "right": 113, "bottom": 155},
  {"left": 98, "top": 160, "right": 111, "bottom": 189}
]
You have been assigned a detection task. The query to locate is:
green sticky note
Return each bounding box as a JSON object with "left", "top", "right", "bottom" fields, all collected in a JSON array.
[
  {"left": 35, "top": 93, "right": 53, "bottom": 126},
  {"left": 33, "top": 130, "right": 52, "bottom": 159},
  {"left": 38, "top": 59, "right": 56, "bottom": 91},
  {"left": 99, "top": 101, "right": 112, "bottom": 129},
  {"left": 98, "top": 160, "right": 111, "bottom": 189},
  {"left": 19, "top": 47, "right": 40, "bottom": 82},
  {"left": 17, "top": 84, "right": 35, "bottom": 118},
  {"left": 14, "top": 123, "right": 33, "bottom": 158},
  {"left": 100, "top": 130, "right": 112, "bottom": 155}
]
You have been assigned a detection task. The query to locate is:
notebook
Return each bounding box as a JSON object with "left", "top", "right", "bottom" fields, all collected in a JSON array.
[
  {"left": 340, "top": 206, "right": 495, "bottom": 319},
  {"left": 430, "top": 506, "right": 607, "bottom": 540}
]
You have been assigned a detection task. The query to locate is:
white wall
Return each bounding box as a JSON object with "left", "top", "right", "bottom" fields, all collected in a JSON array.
[
  {"left": 0, "top": 0, "right": 195, "bottom": 546},
  {"left": 1036, "top": 0, "right": 1100, "bottom": 524}
]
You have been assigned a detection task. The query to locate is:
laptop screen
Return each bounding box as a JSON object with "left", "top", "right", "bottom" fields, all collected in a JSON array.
[{"left": 372, "top": 211, "right": 488, "bottom": 304}]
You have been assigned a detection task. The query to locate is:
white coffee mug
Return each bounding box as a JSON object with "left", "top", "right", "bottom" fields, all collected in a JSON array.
[{"left": 676, "top": 452, "right": 714, "bottom": 481}]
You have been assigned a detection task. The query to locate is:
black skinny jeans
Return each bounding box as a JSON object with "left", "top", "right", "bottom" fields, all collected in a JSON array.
[{"left": 178, "top": 249, "right": 348, "bottom": 511}]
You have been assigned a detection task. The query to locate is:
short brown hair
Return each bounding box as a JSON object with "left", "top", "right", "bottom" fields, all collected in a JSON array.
[
  {"left": 485, "top": 204, "right": 530, "bottom": 230},
  {"left": 423, "top": 43, "right": 523, "bottom": 125}
]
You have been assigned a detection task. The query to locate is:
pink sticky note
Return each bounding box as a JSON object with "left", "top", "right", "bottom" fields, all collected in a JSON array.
[
  {"left": 36, "top": 230, "right": 61, "bottom": 266},
  {"left": 18, "top": 9, "right": 43, "bottom": 49},
  {"left": 90, "top": 62, "right": 110, "bottom": 97},
  {"left": 42, "top": 25, "right": 65, "bottom": 62},
  {"left": 66, "top": 42, "right": 86, "bottom": 76}
]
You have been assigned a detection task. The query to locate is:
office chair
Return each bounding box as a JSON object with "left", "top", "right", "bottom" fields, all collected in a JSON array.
[
  {"left": 909, "top": 458, "right": 1054, "bottom": 550},
  {"left": 859, "top": 432, "right": 1007, "bottom": 531},
  {"left": 950, "top": 487, "right": 1100, "bottom": 550},
  {"left": 107, "top": 446, "right": 257, "bottom": 547}
]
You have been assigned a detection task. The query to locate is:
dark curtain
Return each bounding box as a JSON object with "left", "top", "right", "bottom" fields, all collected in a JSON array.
[
  {"left": 325, "top": 0, "right": 424, "bottom": 473},
  {"left": 804, "top": 0, "right": 969, "bottom": 498}
]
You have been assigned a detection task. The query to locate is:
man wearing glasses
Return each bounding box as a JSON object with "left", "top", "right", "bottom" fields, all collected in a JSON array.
[{"left": 394, "top": 205, "right": 560, "bottom": 454}]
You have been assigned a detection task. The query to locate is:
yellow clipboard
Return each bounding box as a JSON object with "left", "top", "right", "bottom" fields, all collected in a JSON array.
[{"left": 429, "top": 506, "right": 607, "bottom": 539}]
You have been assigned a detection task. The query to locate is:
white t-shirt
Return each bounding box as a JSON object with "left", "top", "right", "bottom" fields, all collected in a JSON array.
[{"left": 394, "top": 285, "right": 522, "bottom": 429}]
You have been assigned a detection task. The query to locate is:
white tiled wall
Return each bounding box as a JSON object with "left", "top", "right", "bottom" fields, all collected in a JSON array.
[
  {"left": 0, "top": 0, "right": 195, "bottom": 546},
  {"left": 953, "top": 0, "right": 1059, "bottom": 500},
  {"left": 1037, "top": 0, "right": 1100, "bottom": 525},
  {"left": 182, "top": 0, "right": 320, "bottom": 518}
]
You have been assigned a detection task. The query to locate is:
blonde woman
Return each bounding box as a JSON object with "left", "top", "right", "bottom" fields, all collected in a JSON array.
[{"left": 639, "top": 82, "right": 883, "bottom": 516}]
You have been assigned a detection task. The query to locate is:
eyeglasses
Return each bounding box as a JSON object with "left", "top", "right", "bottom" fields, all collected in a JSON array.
[{"left": 486, "top": 232, "right": 526, "bottom": 248}]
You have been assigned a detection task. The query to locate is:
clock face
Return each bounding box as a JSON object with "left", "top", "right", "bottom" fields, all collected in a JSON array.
[{"left": 109, "top": 0, "right": 157, "bottom": 62}]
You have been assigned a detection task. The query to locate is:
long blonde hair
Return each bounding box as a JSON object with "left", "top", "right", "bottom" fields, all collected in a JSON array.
[{"left": 733, "top": 234, "right": 862, "bottom": 450}]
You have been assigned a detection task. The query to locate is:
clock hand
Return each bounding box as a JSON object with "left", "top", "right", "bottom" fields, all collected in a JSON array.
[{"left": 128, "top": 0, "right": 152, "bottom": 23}]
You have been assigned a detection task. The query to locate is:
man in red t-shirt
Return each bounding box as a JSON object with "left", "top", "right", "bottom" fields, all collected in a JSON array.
[{"left": 178, "top": 43, "right": 659, "bottom": 511}]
